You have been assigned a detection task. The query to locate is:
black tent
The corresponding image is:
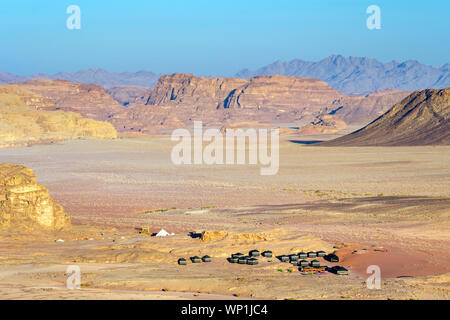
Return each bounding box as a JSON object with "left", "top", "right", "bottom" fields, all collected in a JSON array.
[
  {"left": 331, "top": 266, "right": 348, "bottom": 275},
  {"left": 202, "top": 255, "right": 212, "bottom": 262},
  {"left": 317, "top": 251, "right": 326, "bottom": 257},
  {"left": 249, "top": 250, "right": 260, "bottom": 257},
  {"left": 310, "top": 260, "right": 320, "bottom": 267},
  {"left": 299, "top": 260, "right": 309, "bottom": 267},
  {"left": 289, "top": 254, "right": 299, "bottom": 262},
  {"left": 262, "top": 251, "right": 273, "bottom": 258},
  {"left": 238, "top": 257, "right": 248, "bottom": 264},
  {"left": 298, "top": 252, "right": 308, "bottom": 259},
  {"left": 325, "top": 253, "right": 339, "bottom": 262}
]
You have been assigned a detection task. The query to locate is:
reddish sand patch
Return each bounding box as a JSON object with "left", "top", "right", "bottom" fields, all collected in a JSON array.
[{"left": 337, "top": 246, "right": 448, "bottom": 278}]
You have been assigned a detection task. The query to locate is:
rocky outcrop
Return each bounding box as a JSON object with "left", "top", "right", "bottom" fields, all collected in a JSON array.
[
  {"left": 201, "top": 231, "right": 229, "bottom": 242},
  {"left": 218, "top": 75, "right": 341, "bottom": 110},
  {"left": 0, "top": 163, "right": 71, "bottom": 230},
  {"left": 138, "top": 73, "right": 409, "bottom": 131},
  {"left": 0, "top": 85, "right": 117, "bottom": 148},
  {"left": 147, "top": 74, "right": 340, "bottom": 111},
  {"left": 0, "top": 83, "right": 56, "bottom": 109},
  {"left": 323, "top": 88, "right": 450, "bottom": 146},
  {"left": 200, "top": 231, "right": 267, "bottom": 243},
  {"left": 297, "top": 115, "right": 347, "bottom": 134},
  {"left": 103, "top": 73, "right": 411, "bottom": 135},
  {"left": 147, "top": 73, "right": 247, "bottom": 109},
  {"left": 107, "top": 86, "right": 152, "bottom": 106},
  {"left": 17, "top": 79, "right": 125, "bottom": 121}
]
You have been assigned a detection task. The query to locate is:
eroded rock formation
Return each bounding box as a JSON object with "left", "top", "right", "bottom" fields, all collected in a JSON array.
[
  {"left": 10, "top": 75, "right": 411, "bottom": 136},
  {"left": 0, "top": 85, "right": 117, "bottom": 148},
  {"left": 297, "top": 115, "right": 347, "bottom": 134},
  {"left": 218, "top": 75, "right": 341, "bottom": 110},
  {"left": 147, "top": 74, "right": 341, "bottom": 111},
  {"left": 17, "top": 79, "right": 124, "bottom": 121},
  {"left": 0, "top": 163, "right": 71, "bottom": 230},
  {"left": 147, "top": 73, "right": 247, "bottom": 109}
]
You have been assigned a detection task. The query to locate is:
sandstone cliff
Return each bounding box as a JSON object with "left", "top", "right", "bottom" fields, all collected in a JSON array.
[
  {"left": 218, "top": 75, "right": 341, "bottom": 110},
  {"left": 0, "top": 163, "right": 71, "bottom": 230},
  {"left": 131, "top": 73, "right": 409, "bottom": 134},
  {"left": 17, "top": 79, "right": 124, "bottom": 121},
  {"left": 323, "top": 88, "right": 450, "bottom": 146},
  {"left": 147, "top": 73, "right": 247, "bottom": 109},
  {"left": 0, "top": 85, "right": 117, "bottom": 148},
  {"left": 147, "top": 73, "right": 340, "bottom": 111}
]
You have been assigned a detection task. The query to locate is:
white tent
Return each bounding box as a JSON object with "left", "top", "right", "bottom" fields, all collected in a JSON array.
[{"left": 155, "top": 229, "right": 170, "bottom": 237}]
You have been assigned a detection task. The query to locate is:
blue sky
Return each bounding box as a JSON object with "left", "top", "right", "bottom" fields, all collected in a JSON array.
[{"left": 1, "top": 0, "right": 449, "bottom": 76}]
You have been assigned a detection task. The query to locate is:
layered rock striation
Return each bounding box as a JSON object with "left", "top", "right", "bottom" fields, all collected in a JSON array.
[
  {"left": 0, "top": 85, "right": 117, "bottom": 148},
  {"left": 0, "top": 163, "right": 71, "bottom": 230}
]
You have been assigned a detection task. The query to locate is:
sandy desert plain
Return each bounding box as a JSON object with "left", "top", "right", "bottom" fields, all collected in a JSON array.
[{"left": 0, "top": 134, "right": 449, "bottom": 300}]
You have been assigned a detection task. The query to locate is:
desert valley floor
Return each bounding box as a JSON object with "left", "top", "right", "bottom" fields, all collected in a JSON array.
[{"left": 0, "top": 136, "right": 449, "bottom": 300}]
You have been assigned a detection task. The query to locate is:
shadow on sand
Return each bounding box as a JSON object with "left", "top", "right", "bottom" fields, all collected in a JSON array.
[{"left": 288, "top": 140, "right": 324, "bottom": 145}]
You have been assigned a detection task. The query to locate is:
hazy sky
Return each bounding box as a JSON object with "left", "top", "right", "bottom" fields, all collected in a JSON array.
[{"left": 1, "top": 0, "right": 449, "bottom": 76}]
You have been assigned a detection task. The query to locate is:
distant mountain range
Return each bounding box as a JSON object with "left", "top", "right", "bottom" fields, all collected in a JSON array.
[
  {"left": 0, "top": 69, "right": 160, "bottom": 89},
  {"left": 1, "top": 55, "right": 448, "bottom": 94},
  {"left": 236, "top": 55, "right": 450, "bottom": 94}
]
